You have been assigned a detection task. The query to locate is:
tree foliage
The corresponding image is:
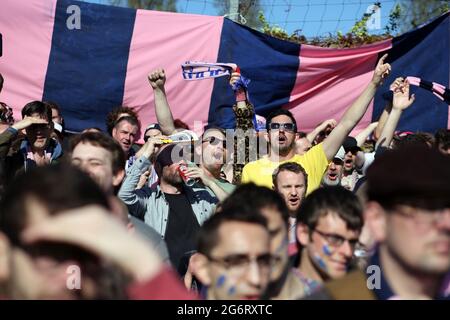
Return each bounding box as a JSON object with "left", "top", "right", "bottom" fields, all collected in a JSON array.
[
  {"left": 257, "top": 1, "right": 450, "bottom": 48},
  {"left": 110, "top": 0, "right": 177, "bottom": 11},
  {"left": 214, "top": 0, "right": 263, "bottom": 30}
]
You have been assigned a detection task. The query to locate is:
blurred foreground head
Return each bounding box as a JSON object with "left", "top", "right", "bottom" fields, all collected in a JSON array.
[{"left": 0, "top": 163, "right": 129, "bottom": 299}]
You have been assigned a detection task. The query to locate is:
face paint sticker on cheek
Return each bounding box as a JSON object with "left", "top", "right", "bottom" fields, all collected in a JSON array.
[
  {"left": 322, "top": 244, "right": 333, "bottom": 256},
  {"left": 227, "top": 286, "right": 236, "bottom": 296},
  {"left": 216, "top": 274, "right": 226, "bottom": 288},
  {"left": 313, "top": 253, "right": 328, "bottom": 272}
]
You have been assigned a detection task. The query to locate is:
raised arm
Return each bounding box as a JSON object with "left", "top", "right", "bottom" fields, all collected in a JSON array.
[
  {"left": 376, "top": 78, "right": 415, "bottom": 148},
  {"left": 355, "top": 121, "right": 379, "bottom": 147},
  {"left": 322, "top": 54, "right": 391, "bottom": 161},
  {"left": 148, "top": 69, "right": 176, "bottom": 135}
]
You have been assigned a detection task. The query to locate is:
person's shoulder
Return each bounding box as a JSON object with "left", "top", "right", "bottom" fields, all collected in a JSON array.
[{"left": 244, "top": 156, "right": 270, "bottom": 169}]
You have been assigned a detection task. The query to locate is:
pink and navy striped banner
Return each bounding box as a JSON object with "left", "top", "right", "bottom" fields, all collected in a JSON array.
[{"left": 0, "top": 0, "right": 449, "bottom": 139}]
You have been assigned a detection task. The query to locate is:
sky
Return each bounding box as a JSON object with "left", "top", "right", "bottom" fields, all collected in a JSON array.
[{"left": 82, "top": 0, "right": 398, "bottom": 38}]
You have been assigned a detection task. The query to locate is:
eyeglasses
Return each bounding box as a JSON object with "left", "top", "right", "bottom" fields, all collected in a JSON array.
[
  {"left": 393, "top": 205, "right": 450, "bottom": 228},
  {"left": 206, "top": 253, "right": 273, "bottom": 274},
  {"left": 202, "top": 136, "right": 226, "bottom": 148},
  {"left": 313, "top": 229, "right": 360, "bottom": 250},
  {"left": 269, "top": 122, "right": 296, "bottom": 132}
]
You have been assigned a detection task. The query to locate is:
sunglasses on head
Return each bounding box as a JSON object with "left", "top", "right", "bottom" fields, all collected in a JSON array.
[
  {"left": 202, "top": 136, "right": 226, "bottom": 148},
  {"left": 269, "top": 122, "right": 296, "bottom": 132}
]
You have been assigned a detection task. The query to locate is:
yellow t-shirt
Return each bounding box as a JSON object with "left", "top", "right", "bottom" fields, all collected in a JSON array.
[{"left": 241, "top": 143, "right": 329, "bottom": 195}]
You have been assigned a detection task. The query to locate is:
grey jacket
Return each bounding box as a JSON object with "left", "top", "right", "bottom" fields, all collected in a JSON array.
[{"left": 118, "top": 156, "right": 217, "bottom": 238}]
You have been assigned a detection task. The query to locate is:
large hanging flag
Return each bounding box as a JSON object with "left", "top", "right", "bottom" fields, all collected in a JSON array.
[{"left": 0, "top": 0, "right": 448, "bottom": 138}]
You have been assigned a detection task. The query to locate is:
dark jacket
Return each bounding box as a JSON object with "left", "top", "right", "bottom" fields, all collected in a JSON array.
[{"left": 0, "top": 127, "right": 63, "bottom": 189}]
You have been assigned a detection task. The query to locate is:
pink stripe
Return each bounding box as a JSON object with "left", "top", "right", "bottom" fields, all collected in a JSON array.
[
  {"left": 286, "top": 40, "right": 392, "bottom": 135},
  {"left": 0, "top": 0, "right": 56, "bottom": 119},
  {"left": 448, "top": 105, "right": 450, "bottom": 129},
  {"left": 123, "top": 11, "right": 224, "bottom": 142}
]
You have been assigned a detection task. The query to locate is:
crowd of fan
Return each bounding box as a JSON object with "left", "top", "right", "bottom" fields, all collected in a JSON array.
[{"left": 0, "top": 56, "right": 449, "bottom": 300}]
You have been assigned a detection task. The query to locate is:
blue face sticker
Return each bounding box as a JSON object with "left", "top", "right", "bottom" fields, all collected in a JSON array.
[
  {"left": 322, "top": 244, "right": 333, "bottom": 256},
  {"left": 227, "top": 286, "right": 236, "bottom": 296},
  {"left": 216, "top": 275, "right": 226, "bottom": 288},
  {"left": 275, "top": 237, "right": 289, "bottom": 253},
  {"left": 313, "top": 253, "right": 328, "bottom": 272}
]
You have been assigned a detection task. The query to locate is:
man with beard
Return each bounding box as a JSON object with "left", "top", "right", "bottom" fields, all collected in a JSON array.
[
  {"left": 241, "top": 55, "right": 391, "bottom": 193},
  {"left": 0, "top": 101, "right": 63, "bottom": 186},
  {"left": 272, "top": 162, "right": 308, "bottom": 255},
  {"left": 118, "top": 142, "right": 218, "bottom": 272},
  {"left": 339, "top": 136, "right": 364, "bottom": 191},
  {"left": 321, "top": 147, "right": 345, "bottom": 187},
  {"left": 147, "top": 69, "right": 234, "bottom": 199}
]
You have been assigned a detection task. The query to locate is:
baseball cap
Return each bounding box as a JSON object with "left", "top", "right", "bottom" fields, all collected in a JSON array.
[{"left": 343, "top": 136, "right": 361, "bottom": 153}]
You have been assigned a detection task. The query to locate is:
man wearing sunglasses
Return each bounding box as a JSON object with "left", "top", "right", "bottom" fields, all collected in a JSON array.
[
  {"left": 0, "top": 101, "right": 62, "bottom": 187},
  {"left": 241, "top": 54, "right": 391, "bottom": 195},
  {"left": 294, "top": 186, "right": 363, "bottom": 298},
  {"left": 147, "top": 69, "right": 235, "bottom": 200}
]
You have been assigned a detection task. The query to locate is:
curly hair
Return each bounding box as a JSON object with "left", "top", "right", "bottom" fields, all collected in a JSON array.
[{"left": 105, "top": 106, "right": 140, "bottom": 135}]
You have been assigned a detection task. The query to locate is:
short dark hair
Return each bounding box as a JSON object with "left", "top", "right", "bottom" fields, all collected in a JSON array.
[
  {"left": 106, "top": 106, "right": 140, "bottom": 135},
  {"left": 435, "top": 128, "right": 450, "bottom": 150},
  {"left": 0, "top": 163, "right": 110, "bottom": 246},
  {"left": 197, "top": 206, "right": 267, "bottom": 256},
  {"left": 44, "top": 101, "right": 61, "bottom": 114},
  {"left": 393, "top": 133, "right": 431, "bottom": 149},
  {"left": 21, "top": 101, "right": 52, "bottom": 121},
  {"left": 113, "top": 115, "right": 140, "bottom": 131},
  {"left": 266, "top": 109, "right": 297, "bottom": 132},
  {"left": 297, "top": 186, "right": 363, "bottom": 232},
  {"left": 69, "top": 132, "right": 126, "bottom": 175},
  {"left": 220, "top": 183, "right": 289, "bottom": 227},
  {"left": 272, "top": 162, "right": 308, "bottom": 192}
]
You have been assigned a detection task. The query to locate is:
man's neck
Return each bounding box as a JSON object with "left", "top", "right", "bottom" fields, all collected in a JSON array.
[
  {"left": 268, "top": 148, "right": 296, "bottom": 163},
  {"left": 160, "top": 180, "right": 183, "bottom": 194},
  {"left": 201, "top": 164, "right": 221, "bottom": 179},
  {"left": 31, "top": 146, "right": 46, "bottom": 157},
  {"left": 380, "top": 245, "right": 443, "bottom": 299},
  {"left": 297, "top": 249, "right": 325, "bottom": 283}
]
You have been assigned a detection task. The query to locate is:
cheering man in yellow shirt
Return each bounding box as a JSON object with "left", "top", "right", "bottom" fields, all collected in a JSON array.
[{"left": 241, "top": 54, "right": 391, "bottom": 195}]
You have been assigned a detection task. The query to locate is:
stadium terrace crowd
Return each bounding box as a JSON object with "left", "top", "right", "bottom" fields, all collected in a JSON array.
[{"left": 0, "top": 56, "right": 449, "bottom": 300}]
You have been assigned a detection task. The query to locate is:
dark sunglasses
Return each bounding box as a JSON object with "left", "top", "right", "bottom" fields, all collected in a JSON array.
[
  {"left": 202, "top": 136, "right": 226, "bottom": 148},
  {"left": 269, "top": 122, "right": 296, "bottom": 132}
]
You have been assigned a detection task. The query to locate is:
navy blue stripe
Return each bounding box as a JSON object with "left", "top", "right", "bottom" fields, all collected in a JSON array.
[
  {"left": 372, "top": 13, "right": 449, "bottom": 133},
  {"left": 209, "top": 18, "right": 300, "bottom": 129},
  {"left": 43, "top": 0, "right": 136, "bottom": 132}
]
